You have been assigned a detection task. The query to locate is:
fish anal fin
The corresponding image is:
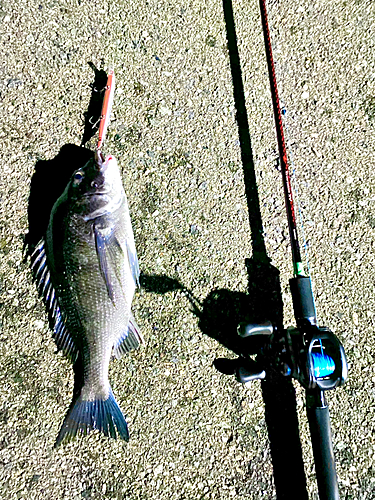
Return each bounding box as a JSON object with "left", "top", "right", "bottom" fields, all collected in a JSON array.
[{"left": 113, "top": 314, "right": 144, "bottom": 359}]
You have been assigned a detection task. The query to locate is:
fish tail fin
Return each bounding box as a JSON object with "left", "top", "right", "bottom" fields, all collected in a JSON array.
[{"left": 54, "top": 388, "right": 129, "bottom": 447}]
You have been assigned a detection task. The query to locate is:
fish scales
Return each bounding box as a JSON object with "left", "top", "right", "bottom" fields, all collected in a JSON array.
[
  {"left": 55, "top": 197, "right": 135, "bottom": 400},
  {"left": 31, "top": 152, "right": 142, "bottom": 445}
]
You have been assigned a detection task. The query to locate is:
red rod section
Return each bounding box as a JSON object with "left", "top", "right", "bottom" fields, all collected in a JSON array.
[{"left": 259, "top": 0, "right": 303, "bottom": 274}]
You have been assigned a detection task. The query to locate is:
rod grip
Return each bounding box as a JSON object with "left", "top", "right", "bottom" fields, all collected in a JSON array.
[
  {"left": 307, "top": 404, "right": 340, "bottom": 500},
  {"left": 290, "top": 276, "right": 317, "bottom": 326}
]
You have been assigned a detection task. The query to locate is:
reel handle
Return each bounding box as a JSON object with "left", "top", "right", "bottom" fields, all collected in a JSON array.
[
  {"left": 238, "top": 321, "right": 273, "bottom": 338},
  {"left": 236, "top": 358, "right": 266, "bottom": 384}
]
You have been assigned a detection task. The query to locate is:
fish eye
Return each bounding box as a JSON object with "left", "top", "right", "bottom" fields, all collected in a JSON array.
[
  {"left": 91, "top": 181, "right": 99, "bottom": 188},
  {"left": 73, "top": 171, "right": 84, "bottom": 184}
]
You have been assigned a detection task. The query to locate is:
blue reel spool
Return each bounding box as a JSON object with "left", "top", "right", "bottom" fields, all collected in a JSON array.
[
  {"left": 306, "top": 330, "right": 347, "bottom": 390},
  {"left": 311, "top": 352, "right": 335, "bottom": 379}
]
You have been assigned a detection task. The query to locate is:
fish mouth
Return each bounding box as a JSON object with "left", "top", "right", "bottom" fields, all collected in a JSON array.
[
  {"left": 82, "top": 189, "right": 110, "bottom": 199},
  {"left": 95, "top": 150, "right": 110, "bottom": 173},
  {"left": 81, "top": 151, "right": 110, "bottom": 194}
]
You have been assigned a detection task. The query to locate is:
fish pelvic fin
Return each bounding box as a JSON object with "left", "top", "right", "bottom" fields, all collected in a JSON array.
[
  {"left": 113, "top": 313, "right": 144, "bottom": 359},
  {"left": 54, "top": 388, "right": 129, "bottom": 447}
]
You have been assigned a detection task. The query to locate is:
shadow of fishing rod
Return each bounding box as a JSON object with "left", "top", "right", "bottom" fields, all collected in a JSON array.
[
  {"left": 140, "top": 261, "right": 307, "bottom": 499},
  {"left": 140, "top": 3, "right": 309, "bottom": 495},
  {"left": 221, "top": 0, "right": 309, "bottom": 497}
]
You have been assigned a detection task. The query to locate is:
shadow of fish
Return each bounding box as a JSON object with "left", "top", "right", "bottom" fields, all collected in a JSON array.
[{"left": 30, "top": 151, "right": 143, "bottom": 446}]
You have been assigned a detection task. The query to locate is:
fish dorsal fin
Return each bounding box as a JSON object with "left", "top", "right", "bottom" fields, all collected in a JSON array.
[
  {"left": 112, "top": 313, "right": 144, "bottom": 359},
  {"left": 30, "top": 239, "right": 78, "bottom": 362}
]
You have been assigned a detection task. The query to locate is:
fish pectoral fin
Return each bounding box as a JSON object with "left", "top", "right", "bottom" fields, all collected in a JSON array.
[
  {"left": 30, "top": 238, "right": 78, "bottom": 362},
  {"left": 94, "top": 224, "right": 116, "bottom": 305},
  {"left": 113, "top": 313, "right": 144, "bottom": 359},
  {"left": 94, "top": 222, "right": 140, "bottom": 303}
]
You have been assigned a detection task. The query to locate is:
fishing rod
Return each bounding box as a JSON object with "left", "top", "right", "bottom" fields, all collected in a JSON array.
[{"left": 234, "top": 1, "right": 348, "bottom": 499}]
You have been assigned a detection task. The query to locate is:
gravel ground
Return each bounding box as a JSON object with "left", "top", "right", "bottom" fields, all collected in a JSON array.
[{"left": 1, "top": 0, "right": 375, "bottom": 499}]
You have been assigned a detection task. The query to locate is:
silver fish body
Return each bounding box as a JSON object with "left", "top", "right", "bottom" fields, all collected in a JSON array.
[{"left": 31, "top": 152, "right": 142, "bottom": 445}]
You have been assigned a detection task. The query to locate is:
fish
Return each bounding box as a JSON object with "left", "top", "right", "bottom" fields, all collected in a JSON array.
[{"left": 30, "top": 150, "right": 143, "bottom": 446}]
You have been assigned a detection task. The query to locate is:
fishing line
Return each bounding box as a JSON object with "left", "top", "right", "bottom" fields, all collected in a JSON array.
[
  {"left": 236, "top": 5, "right": 348, "bottom": 497},
  {"left": 258, "top": 6, "right": 311, "bottom": 269},
  {"left": 281, "top": 108, "right": 310, "bottom": 268},
  {"left": 259, "top": 0, "right": 319, "bottom": 322},
  {"left": 280, "top": 105, "right": 318, "bottom": 320},
  {"left": 259, "top": 0, "right": 304, "bottom": 277}
]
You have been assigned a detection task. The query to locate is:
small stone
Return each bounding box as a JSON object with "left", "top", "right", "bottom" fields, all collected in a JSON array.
[
  {"left": 336, "top": 441, "right": 346, "bottom": 450},
  {"left": 159, "top": 106, "right": 171, "bottom": 116},
  {"left": 154, "top": 464, "right": 163, "bottom": 475},
  {"left": 353, "top": 312, "right": 359, "bottom": 326},
  {"left": 34, "top": 320, "right": 44, "bottom": 330},
  {"left": 302, "top": 91, "right": 309, "bottom": 99},
  {"left": 7, "top": 78, "right": 23, "bottom": 89},
  {"left": 81, "top": 488, "right": 92, "bottom": 499}
]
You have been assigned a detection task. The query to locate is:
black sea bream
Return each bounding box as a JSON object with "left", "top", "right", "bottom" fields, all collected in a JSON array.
[{"left": 31, "top": 152, "right": 142, "bottom": 445}]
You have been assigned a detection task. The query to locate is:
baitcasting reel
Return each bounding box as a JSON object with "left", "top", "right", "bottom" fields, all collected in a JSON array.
[
  {"left": 235, "top": 276, "right": 348, "bottom": 391},
  {"left": 236, "top": 321, "right": 347, "bottom": 391}
]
